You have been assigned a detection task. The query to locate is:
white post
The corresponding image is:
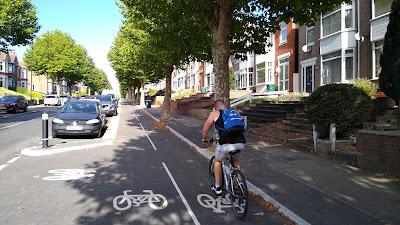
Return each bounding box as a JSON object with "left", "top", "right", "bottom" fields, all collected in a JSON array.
[
  {"left": 312, "top": 124, "right": 318, "bottom": 152},
  {"left": 330, "top": 123, "right": 336, "bottom": 151},
  {"left": 249, "top": 93, "right": 252, "bottom": 103}
]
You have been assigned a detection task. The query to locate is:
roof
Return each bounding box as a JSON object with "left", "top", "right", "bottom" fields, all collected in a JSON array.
[
  {"left": 19, "top": 61, "right": 27, "bottom": 68},
  {"left": 0, "top": 52, "right": 8, "bottom": 60}
]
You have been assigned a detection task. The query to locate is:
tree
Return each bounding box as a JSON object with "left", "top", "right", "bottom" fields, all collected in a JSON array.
[
  {"left": 379, "top": 0, "right": 400, "bottom": 106},
  {"left": 24, "top": 30, "right": 89, "bottom": 96},
  {"left": 0, "top": 0, "right": 40, "bottom": 51},
  {"left": 122, "top": 0, "right": 345, "bottom": 106}
]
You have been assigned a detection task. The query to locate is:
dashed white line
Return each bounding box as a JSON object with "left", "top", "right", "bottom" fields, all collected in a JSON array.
[
  {"left": 162, "top": 162, "right": 200, "bottom": 225},
  {"left": 146, "top": 135, "right": 157, "bottom": 150},
  {"left": 0, "top": 157, "right": 20, "bottom": 171},
  {"left": 139, "top": 123, "right": 145, "bottom": 131},
  {"left": 0, "top": 122, "right": 24, "bottom": 130}
]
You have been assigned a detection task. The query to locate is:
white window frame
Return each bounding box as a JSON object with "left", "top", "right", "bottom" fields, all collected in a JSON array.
[
  {"left": 267, "top": 62, "right": 274, "bottom": 83},
  {"left": 372, "top": 0, "right": 393, "bottom": 19},
  {"left": 280, "top": 23, "right": 288, "bottom": 45},
  {"left": 321, "top": 1, "right": 355, "bottom": 38},
  {"left": 372, "top": 40, "right": 384, "bottom": 79},
  {"left": 278, "top": 53, "right": 290, "bottom": 91},
  {"left": 256, "top": 62, "right": 266, "bottom": 85},
  {"left": 306, "top": 26, "right": 315, "bottom": 45},
  {"left": 248, "top": 67, "right": 254, "bottom": 87}
]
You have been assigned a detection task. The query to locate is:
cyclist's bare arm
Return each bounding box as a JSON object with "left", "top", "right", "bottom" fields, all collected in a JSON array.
[{"left": 202, "top": 110, "right": 219, "bottom": 143}]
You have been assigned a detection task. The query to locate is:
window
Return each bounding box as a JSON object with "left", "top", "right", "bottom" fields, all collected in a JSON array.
[
  {"left": 206, "top": 73, "right": 210, "bottom": 87},
  {"left": 267, "top": 62, "right": 274, "bottom": 83},
  {"left": 306, "top": 26, "right": 314, "bottom": 44},
  {"left": 257, "top": 62, "right": 266, "bottom": 84},
  {"left": 248, "top": 67, "right": 254, "bottom": 86},
  {"left": 345, "top": 49, "right": 354, "bottom": 80},
  {"left": 280, "top": 23, "right": 287, "bottom": 44},
  {"left": 211, "top": 73, "right": 214, "bottom": 86},
  {"left": 322, "top": 2, "right": 354, "bottom": 37},
  {"left": 239, "top": 69, "right": 247, "bottom": 88},
  {"left": 373, "top": 40, "right": 384, "bottom": 79},
  {"left": 373, "top": 0, "right": 394, "bottom": 18},
  {"left": 278, "top": 57, "right": 290, "bottom": 91},
  {"left": 0, "top": 62, "right": 3, "bottom": 71},
  {"left": 322, "top": 51, "right": 341, "bottom": 84},
  {"left": 0, "top": 77, "right": 3, "bottom": 88}
]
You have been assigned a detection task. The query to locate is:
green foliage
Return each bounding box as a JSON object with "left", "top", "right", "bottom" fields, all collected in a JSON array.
[
  {"left": 15, "top": 87, "right": 44, "bottom": 99},
  {"left": 23, "top": 30, "right": 94, "bottom": 95},
  {"left": 171, "top": 90, "right": 196, "bottom": 100},
  {"left": 155, "top": 89, "right": 165, "bottom": 96},
  {"left": 379, "top": 0, "right": 400, "bottom": 105},
  {"left": 229, "top": 67, "right": 236, "bottom": 90},
  {"left": 350, "top": 78, "right": 378, "bottom": 98},
  {"left": 0, "top": 0, "right": 40, "bottom": 51},
  {"left": 8, "top": 86, "right": 16, "bottom": 91},
  {"left": 305, "top": 84, "right": 373, "bottom": 138}
]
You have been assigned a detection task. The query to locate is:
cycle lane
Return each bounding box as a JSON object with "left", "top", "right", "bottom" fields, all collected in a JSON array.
[{"left": 0, "top": 100, "right": 287, "bottom": 225}]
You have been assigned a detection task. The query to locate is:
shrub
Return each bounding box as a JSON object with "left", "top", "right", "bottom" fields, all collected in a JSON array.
[
  {"left": 16, "top": 87, "right": 44, "bottom": 99},
  {"left": 305, "top": 84, "right": 373, "bottom": 138},
  {"left": 8, "top": 86, "right": 16, "bottom": 91},
  {"left": 350, "top": 78, "right": 378, "bottom": 98}
]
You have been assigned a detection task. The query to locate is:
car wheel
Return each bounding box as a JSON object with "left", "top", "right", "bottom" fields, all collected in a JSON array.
[
  {"left": 52, "top": 132, "right": 58, "bottom": 138},
  {"left": 24, "top": 105, "right": 28, "bottom": 112},
  {"left": 15, "top": 106, "right": 19, "bottom": 113}
]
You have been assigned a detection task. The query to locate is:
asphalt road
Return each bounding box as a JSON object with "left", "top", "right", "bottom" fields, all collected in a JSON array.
[{"left": 0, "top": 101, "right": 288, "bottom": 224}]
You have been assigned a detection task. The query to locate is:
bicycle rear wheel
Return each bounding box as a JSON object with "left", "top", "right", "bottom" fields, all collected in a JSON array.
[
  {"left": 209, "top": 156, "right": 225, "bottom": 190},
  {"left": 229, "top": 170, "right": 248, "bottom": 220}
]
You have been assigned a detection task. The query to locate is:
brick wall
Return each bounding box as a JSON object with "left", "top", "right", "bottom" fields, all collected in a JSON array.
[{"left": 357, "top": 130, "right": 400, "bottom": 177}]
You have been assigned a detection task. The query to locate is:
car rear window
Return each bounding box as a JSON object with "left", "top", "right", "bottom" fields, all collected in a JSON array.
[
  {"left": 46, "top": 96, "right": 56, "bottom": 98},
  {"left": 95, "top": 95, "right": 112, "bottom": 101},
  {"left": 62, "top": 102, "right": 98, "bottom": 114}
]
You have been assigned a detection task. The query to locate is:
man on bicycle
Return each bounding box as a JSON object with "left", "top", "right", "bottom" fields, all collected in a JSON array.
[{"left": 202, "top": 100, "right": 246, "bottom": 195}]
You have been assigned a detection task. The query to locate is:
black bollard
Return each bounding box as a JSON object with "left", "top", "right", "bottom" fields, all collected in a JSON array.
[{"left": 42, "top": 113, "right": 48, "bottom": 148}]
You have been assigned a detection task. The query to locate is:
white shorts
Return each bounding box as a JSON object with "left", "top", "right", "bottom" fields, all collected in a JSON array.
[{"left": 215, "top": 143, "right": 244, "bottom": 161}]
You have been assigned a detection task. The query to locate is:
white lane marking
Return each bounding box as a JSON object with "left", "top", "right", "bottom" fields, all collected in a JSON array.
[
  {"left": 142, "top": 104, "right": 310, "bottom": 225},
  {"left": 0, "top": 122, "right": 24, "bottom": 130},
  {"left": 127, "top": 103, "right": 139, "bottom": 121},
  {"left": 162, "top": 162, "right": 200, "bottom": 225},
  {"left": 7, "top": 157, "right": 20, "bottom": 164},
  {"left": 139, "top": 123, "right": 145, "bottom": 131},
  {"left": 0, "top": 156, "right": 21, "bottom": 171},
  {"left": 146, "top": 135, "right": 157, "bottom": 150}
]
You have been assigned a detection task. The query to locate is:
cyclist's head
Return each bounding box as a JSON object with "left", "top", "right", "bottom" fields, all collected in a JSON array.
[{"left": 214, "top": 100, "right": 226, "bottom": 110}]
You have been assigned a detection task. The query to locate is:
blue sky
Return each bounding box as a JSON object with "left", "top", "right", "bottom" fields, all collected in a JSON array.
[{"left": 13, "top": 0, "right": 123, "bottom": 91}]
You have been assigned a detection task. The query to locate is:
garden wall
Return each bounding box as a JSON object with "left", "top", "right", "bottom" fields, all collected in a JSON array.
[{"left": 357, "top": 130, "right": 400, "bottom": 177}]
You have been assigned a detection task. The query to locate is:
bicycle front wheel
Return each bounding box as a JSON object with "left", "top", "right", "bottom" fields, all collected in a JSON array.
[
  {"left": 229, "top": 170, "right": 249, "bottom": 220},
  {"left": 209, "top": 156, "right": 216, "bottom": 187}
]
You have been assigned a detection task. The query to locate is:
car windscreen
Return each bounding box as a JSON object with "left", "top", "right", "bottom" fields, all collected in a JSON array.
[
  {"left": 61, "top": 102, "right": 98, "bottom": 114},
  {"left": 0, "top": 96, "right": 18, "bottom": 102},
  {"left": 95, "top": 95, "right": 112, "bottom": 101},
  {"left": 107, "top": 94, "right": 115, "bottom": 99}
]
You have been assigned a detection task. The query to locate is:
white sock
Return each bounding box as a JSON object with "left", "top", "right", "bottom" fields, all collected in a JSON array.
[{"left": 215, "top": 184, "right": 220, "bottom": 188}]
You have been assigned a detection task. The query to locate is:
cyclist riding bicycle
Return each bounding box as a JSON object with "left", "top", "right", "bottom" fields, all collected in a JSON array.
[{"left": 202, "top": 100, "right": 246, "bottom": 195}]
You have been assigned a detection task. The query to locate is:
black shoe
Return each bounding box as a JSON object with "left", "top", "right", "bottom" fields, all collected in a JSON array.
[{"left": 211, "top": 185, "right": 222, "bottom": 195}]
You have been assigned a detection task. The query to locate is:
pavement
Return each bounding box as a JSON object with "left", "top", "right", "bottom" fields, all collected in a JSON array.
[
  {"left": 140, "top": 104, "right": 400, "bottom": 225},
  {"left": 18, "top": 102, "right": 400, "bottom": 225}
]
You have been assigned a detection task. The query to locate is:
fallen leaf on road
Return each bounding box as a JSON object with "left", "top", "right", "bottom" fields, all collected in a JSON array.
[
  {"left": 17, "top": 207, "right": 23, "bottom": 210},
  {"left": 33, "top": 175, "right": 40, "bottom": 178},
  {"left": 114, "top": 212, "right": 122, "bottom": 216},
  {"left": 17, "top": 201, "right": 22, "bottom": 204}
]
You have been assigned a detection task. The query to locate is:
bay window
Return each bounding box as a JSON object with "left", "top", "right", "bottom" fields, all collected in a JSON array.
[
  {"left": 373, "top": 0, "right": 394, "bottom": 18},
  {"left": 373, "top": 40, "right": 384, "bottom": 79},
  {"left": 322, "top": 49, "right": 355, "bottom": 84},
  {"left": 322, "top": 2, "right": 354, "bottom": 37}
]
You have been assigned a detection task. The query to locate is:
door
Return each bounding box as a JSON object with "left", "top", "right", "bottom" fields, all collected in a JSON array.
[
  {"left": 302, "top": 64, "right": 315, "bottom": 93},
  {"left": 279, "top": 58, "right": 289, "bottom": 91}
]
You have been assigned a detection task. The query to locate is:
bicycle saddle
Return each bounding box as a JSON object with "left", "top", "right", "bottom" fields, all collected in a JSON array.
[{"left": 229, "top": 150, "right": 241, "bottom": 155}]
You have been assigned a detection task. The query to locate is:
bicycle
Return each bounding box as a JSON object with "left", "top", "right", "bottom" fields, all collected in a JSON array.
[
  {"left": 205, "top": 138, "right": 249, "bottom": 220},
  {"left": 113, "top": 190, "right": 168, "bottom": 210}
]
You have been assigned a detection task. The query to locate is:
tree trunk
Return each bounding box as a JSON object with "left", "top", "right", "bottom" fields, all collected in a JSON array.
[
  {"left": 161, "top": 65, "right": 173, "bottom": 120},
  {"left": 140, "top": 79, "right": 145, "bottom": 106},
  {"left": 204, "top": 0, "right": 237, "bottom": 107}
]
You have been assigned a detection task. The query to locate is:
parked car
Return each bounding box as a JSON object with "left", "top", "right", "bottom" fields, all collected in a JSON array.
[
  {"left": 95, "top": 95, "right": 117, "bottom": 116},
  {"left": 0, "top": 95, "right": 28, "bottom": 113},
  {"left": 44, "top": 95, "right": 61, "bottom": 106},
  {"left": 52, "top": 100, "right": 106, "bottom": 138}
]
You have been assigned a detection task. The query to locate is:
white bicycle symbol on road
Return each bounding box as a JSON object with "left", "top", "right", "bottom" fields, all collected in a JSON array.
[
  {"left": 197, "top": 193, "right": 245, "bottom": 214},
  {"left": 113, "top": 190, "right": 168, "bottom": 210},
  {"left": 42, "top": 169, "right": 96, "bottom": 181}
]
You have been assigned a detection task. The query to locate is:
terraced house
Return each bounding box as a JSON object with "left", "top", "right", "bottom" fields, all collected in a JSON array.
[{"left": 298, "top": 0, "right": 393, "bottom": 93}]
